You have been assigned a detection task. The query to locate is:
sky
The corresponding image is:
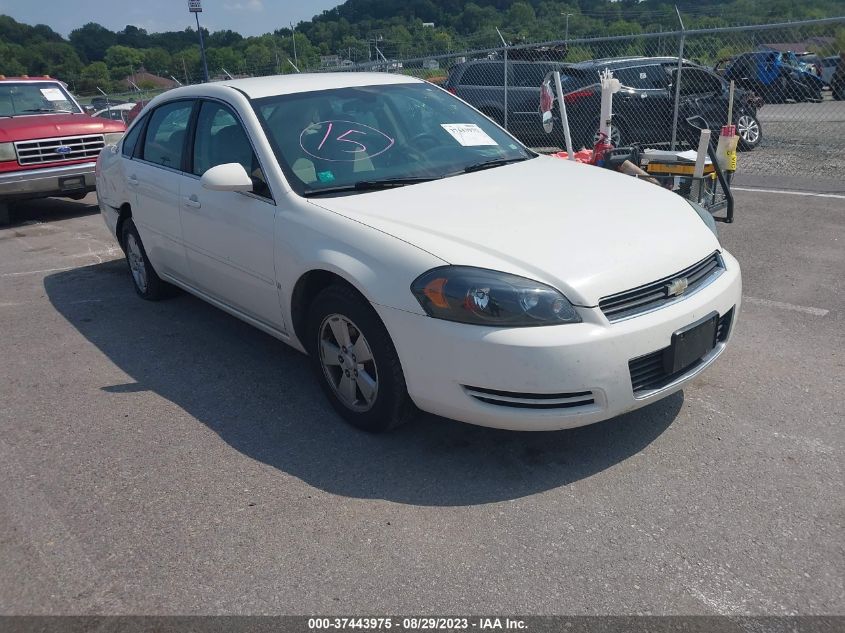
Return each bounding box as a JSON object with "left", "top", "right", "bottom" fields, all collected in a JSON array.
[{"left": 0, "top": 0, "right": 343, "bottom": 37}]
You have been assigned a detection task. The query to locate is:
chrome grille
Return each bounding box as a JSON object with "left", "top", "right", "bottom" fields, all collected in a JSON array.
[
  {"left": 628, "top": 308, "right": 734, "bottom": 394},
  {"left": 15, "top": 134, "right": 105, "bottom": 166},
  {"left": 463, "top": 385, "right": 595, "bottom": 410},
  {"left": 600, "top": 252, "right": 724, "bottom": 322}
]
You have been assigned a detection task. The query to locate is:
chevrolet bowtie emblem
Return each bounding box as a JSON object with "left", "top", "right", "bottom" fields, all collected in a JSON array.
[{"left": 666, "top": 277, "right": 689, "bottom": 297}]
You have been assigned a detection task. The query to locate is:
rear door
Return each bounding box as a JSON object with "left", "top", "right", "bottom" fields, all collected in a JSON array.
[
  {"left": 509, "top": 62, "right": 552, "bottom": 140},
  {"left": 128, "top": 99, "right": 195, "bottom": 281},
  {"left": 179, "top": 99, "right": 282, "bottom": 330},
  {"left": 454, "top": 62, "right": 508, "bottom": 125}
]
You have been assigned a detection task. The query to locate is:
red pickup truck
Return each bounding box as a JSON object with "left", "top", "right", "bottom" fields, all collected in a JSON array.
[{"left": 0, "top": 76, "right": 125, "bottom": 224}]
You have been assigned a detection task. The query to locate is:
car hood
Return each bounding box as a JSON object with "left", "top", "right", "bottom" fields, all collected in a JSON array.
[
  {"left": 308, "top": 156, "right": 721, "bottom": 306},
  {"left": 0, "top": 113, "right": 124, "bottom": 143}
]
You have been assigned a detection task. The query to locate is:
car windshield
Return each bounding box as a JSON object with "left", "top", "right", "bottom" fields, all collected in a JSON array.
[
  {"left": 0, "top": 82, "right": 81, "bottom": 116},
  {"left": 252, "top": 82, "right": 534, "bottom": 196}
]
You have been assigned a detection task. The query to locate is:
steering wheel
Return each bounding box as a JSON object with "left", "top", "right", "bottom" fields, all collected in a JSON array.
[{"left": 406, "top": 132, "right": 442, "bottom": 152}]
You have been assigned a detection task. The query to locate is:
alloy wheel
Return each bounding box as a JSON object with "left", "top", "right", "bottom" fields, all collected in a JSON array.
[
  {"left": 737, "top": 114, "right": 760, "bottom": 145},
  {"left": 126, "top": 233, "right": 148, "bottom": 293},
  {"left": 318, "top": 314, "right": 379, "bottom": 412}
]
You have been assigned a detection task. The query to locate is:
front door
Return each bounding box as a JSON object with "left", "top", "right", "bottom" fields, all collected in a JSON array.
[{"left": 179, "top": 100, "right": 282, "bottom": 331}]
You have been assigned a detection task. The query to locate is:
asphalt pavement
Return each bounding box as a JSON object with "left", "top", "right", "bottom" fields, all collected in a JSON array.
[{"left": 0, "top": 187, "right": 842, "bottom": 615}]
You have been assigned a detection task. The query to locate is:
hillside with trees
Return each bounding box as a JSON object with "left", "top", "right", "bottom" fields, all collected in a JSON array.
[{"left": 0, "top": 0, "right": 842, "bottom": 96}]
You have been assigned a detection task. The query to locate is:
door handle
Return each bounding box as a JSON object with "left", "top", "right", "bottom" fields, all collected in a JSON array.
[
  {"left": 126, "top": 175, "right": 139, "bottom": 186},
  {"left": 183, "top": 194, "right": 201, "bottom": 209}
]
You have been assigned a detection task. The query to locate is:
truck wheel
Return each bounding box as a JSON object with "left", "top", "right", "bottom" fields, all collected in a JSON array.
[{"left": 0, "top": 202, "right": 10, "bottom": 226}]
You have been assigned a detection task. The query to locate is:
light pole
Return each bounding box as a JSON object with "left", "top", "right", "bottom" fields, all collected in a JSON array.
[{"left": 188, "top": 0, "right": 210, "bottom": 82}]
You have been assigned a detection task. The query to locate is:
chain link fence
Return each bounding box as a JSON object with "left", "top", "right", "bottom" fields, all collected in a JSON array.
[
  {"left": 72, "top": 17, "right": 844, "bottom": 181},
  {"left": 334, "top": 16, "right": 845, "bottom": 181}
]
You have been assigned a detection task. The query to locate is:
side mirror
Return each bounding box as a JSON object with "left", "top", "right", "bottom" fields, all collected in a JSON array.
[{"left": 200, "top": 162, "right": 253, "bottom": 193}]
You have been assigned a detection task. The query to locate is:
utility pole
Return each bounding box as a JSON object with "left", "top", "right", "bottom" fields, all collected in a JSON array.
[
  {"left": 496, "top": 27, "right": 509, "bottom": 131},
  {"left": 562, "top": 13, "right": 573, "bottom": 44},
  {"left": 670, "top": 5, "right": 686, "bottom": 151},
  {"left": 290, "top": 22, "right": 298, "bottom": 66},
  {"left": 188, "top": 0, "right": 209, "bottom": 82}
]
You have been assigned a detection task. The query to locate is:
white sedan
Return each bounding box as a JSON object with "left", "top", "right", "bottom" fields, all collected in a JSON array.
[
  {"left": 92, "top": 102, "right": 136, "bottom": 123},
  {"left": 96, "top": 73, "right": 741, "bottom": 432}
]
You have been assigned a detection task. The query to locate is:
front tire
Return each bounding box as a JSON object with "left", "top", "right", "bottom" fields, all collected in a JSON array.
[
  {"left": 121, "top": 219, "right": 168, "bottom": 300},
  {"left": 307, "top": 284, "right": 415, "bottom": 432}
]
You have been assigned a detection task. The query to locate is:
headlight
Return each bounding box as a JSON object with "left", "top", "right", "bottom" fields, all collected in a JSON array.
[
  {"left": 688, "top": 200, "right": 718, "bottom": 238},
  {"left": 411, "top": 266, "right": 581, "bottom": 327},
  {"left": 0, "top": 142, "right": 16, "bottom": 162},
  {"left": 103, "top": 132, "right": 124, "bottom": 146}
]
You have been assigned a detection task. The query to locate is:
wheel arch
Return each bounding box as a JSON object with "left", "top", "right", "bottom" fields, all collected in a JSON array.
[
  {"left": 115, "top": 202, "right": 133, "bottom": 248},
  {"left": 289, "top": 268, "right": 375, "bottom": 353}
]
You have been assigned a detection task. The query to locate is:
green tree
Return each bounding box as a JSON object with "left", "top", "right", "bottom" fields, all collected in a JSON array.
[
  {"left": 0, "top": 42, "right": 27, "bottom": 75},
  {"left": 206, "top": 47, "right": 244, "bottom": 76},
  {"left": 28, "top": 42, "right": 84, "bottom": 79},
  {"left": 142, "top": 48, "right": 172, "bottom": 75},
  {"left": 78, "top": 61, "right": 111, "bottom": 93},
  {"left": 104, "top": 45, "right": 144, "bottom": 80},
  {"left": 69, "top": 23, "right": 117, "bottom": 62}
]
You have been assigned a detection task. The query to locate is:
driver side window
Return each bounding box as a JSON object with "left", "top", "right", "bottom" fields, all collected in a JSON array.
[{"left": 192, "top": 101, "right": 272, "bottom": 200}]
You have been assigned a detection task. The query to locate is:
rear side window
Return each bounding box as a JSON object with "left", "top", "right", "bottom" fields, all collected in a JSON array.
[
  {"left": 460, "top": 63, "right": 504, "bottom": 86},
  {"left": 141, "top": 100, "right": 194, "bottom": 170},
  {"left": 512, "top": 63, "right": 551, "bottom": 88},
  {"left": 615, "top": 65, "right": 668, "bottom": 90},
  {"left": 121, "top": 116, "right": 145, "bottom": 158}
]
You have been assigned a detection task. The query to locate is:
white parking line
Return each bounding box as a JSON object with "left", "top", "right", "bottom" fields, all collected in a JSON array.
[
  {"left": 0, "top": 266, "right": 76, "bottom": 278},
  {"left": 733, "top": 187, "right": 845, "bottom": 200},
  {"left": 743, "top": 296, "right": 829, "bottom": 316}
]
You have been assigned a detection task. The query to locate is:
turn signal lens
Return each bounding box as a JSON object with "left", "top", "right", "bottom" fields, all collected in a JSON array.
[
  {"left": 0, "top": 142, "right": 15, "bottom": 162},
  {"left": 411, "top": 266, "right": 581, "bottom": 327},
  {"left": 103, "top": 132, "right": 125, "bottom": 146},
  {"left": 422, "top": 277, "right": 449, "bottom": 309}
]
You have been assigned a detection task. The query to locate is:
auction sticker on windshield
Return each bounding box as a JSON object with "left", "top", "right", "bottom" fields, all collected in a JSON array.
[
  {"left": 40, "top": 88, "right": 66, "bottom": 101},
  {"left": 441, "top": 123, "right": 497, "bottom": 146}
]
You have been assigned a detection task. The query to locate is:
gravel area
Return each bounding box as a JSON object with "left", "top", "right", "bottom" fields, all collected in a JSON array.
[{"left": 741, "top": 96, "right": 845, "bottom": 180}]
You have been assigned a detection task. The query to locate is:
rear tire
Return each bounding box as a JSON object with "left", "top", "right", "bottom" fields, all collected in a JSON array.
[
  {"left": 307, "top": 284, "right": 415, "bottom": 433},
  {"left": 121, "top": 219, "right": 169, "bottom": 301}
]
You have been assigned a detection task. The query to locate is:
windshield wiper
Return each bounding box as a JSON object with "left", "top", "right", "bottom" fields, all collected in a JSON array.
[
  {"left": 21, "top": 108, "right": 74, "bottom": 114},
  {"left": 303, "top": 176, "right": 439, "bottom": 197},
  {"left": 462, "top": 155, "right": 533, "bottom": 174}
]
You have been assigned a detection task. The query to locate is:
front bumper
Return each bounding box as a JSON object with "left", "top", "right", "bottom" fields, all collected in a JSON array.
[
  {"left": 0, "top": 162, "right": 96, "bottom": 201},
  {"left": 379, "top": 251, "right": 742, "bottom": 431}
]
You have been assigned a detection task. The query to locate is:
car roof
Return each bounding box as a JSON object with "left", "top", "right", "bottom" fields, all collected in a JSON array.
[
  {"left": 171, "top": 72, "right": 422, "bottom": 100},
  {"left": 0, "top": 76, "right": 64, "bottom": 83},
  {"left": 569, "top": 56, "right": 691, "bottom": 69},
  {"left": 93, "top": 103, "right": 136, "bottom": 114}
]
